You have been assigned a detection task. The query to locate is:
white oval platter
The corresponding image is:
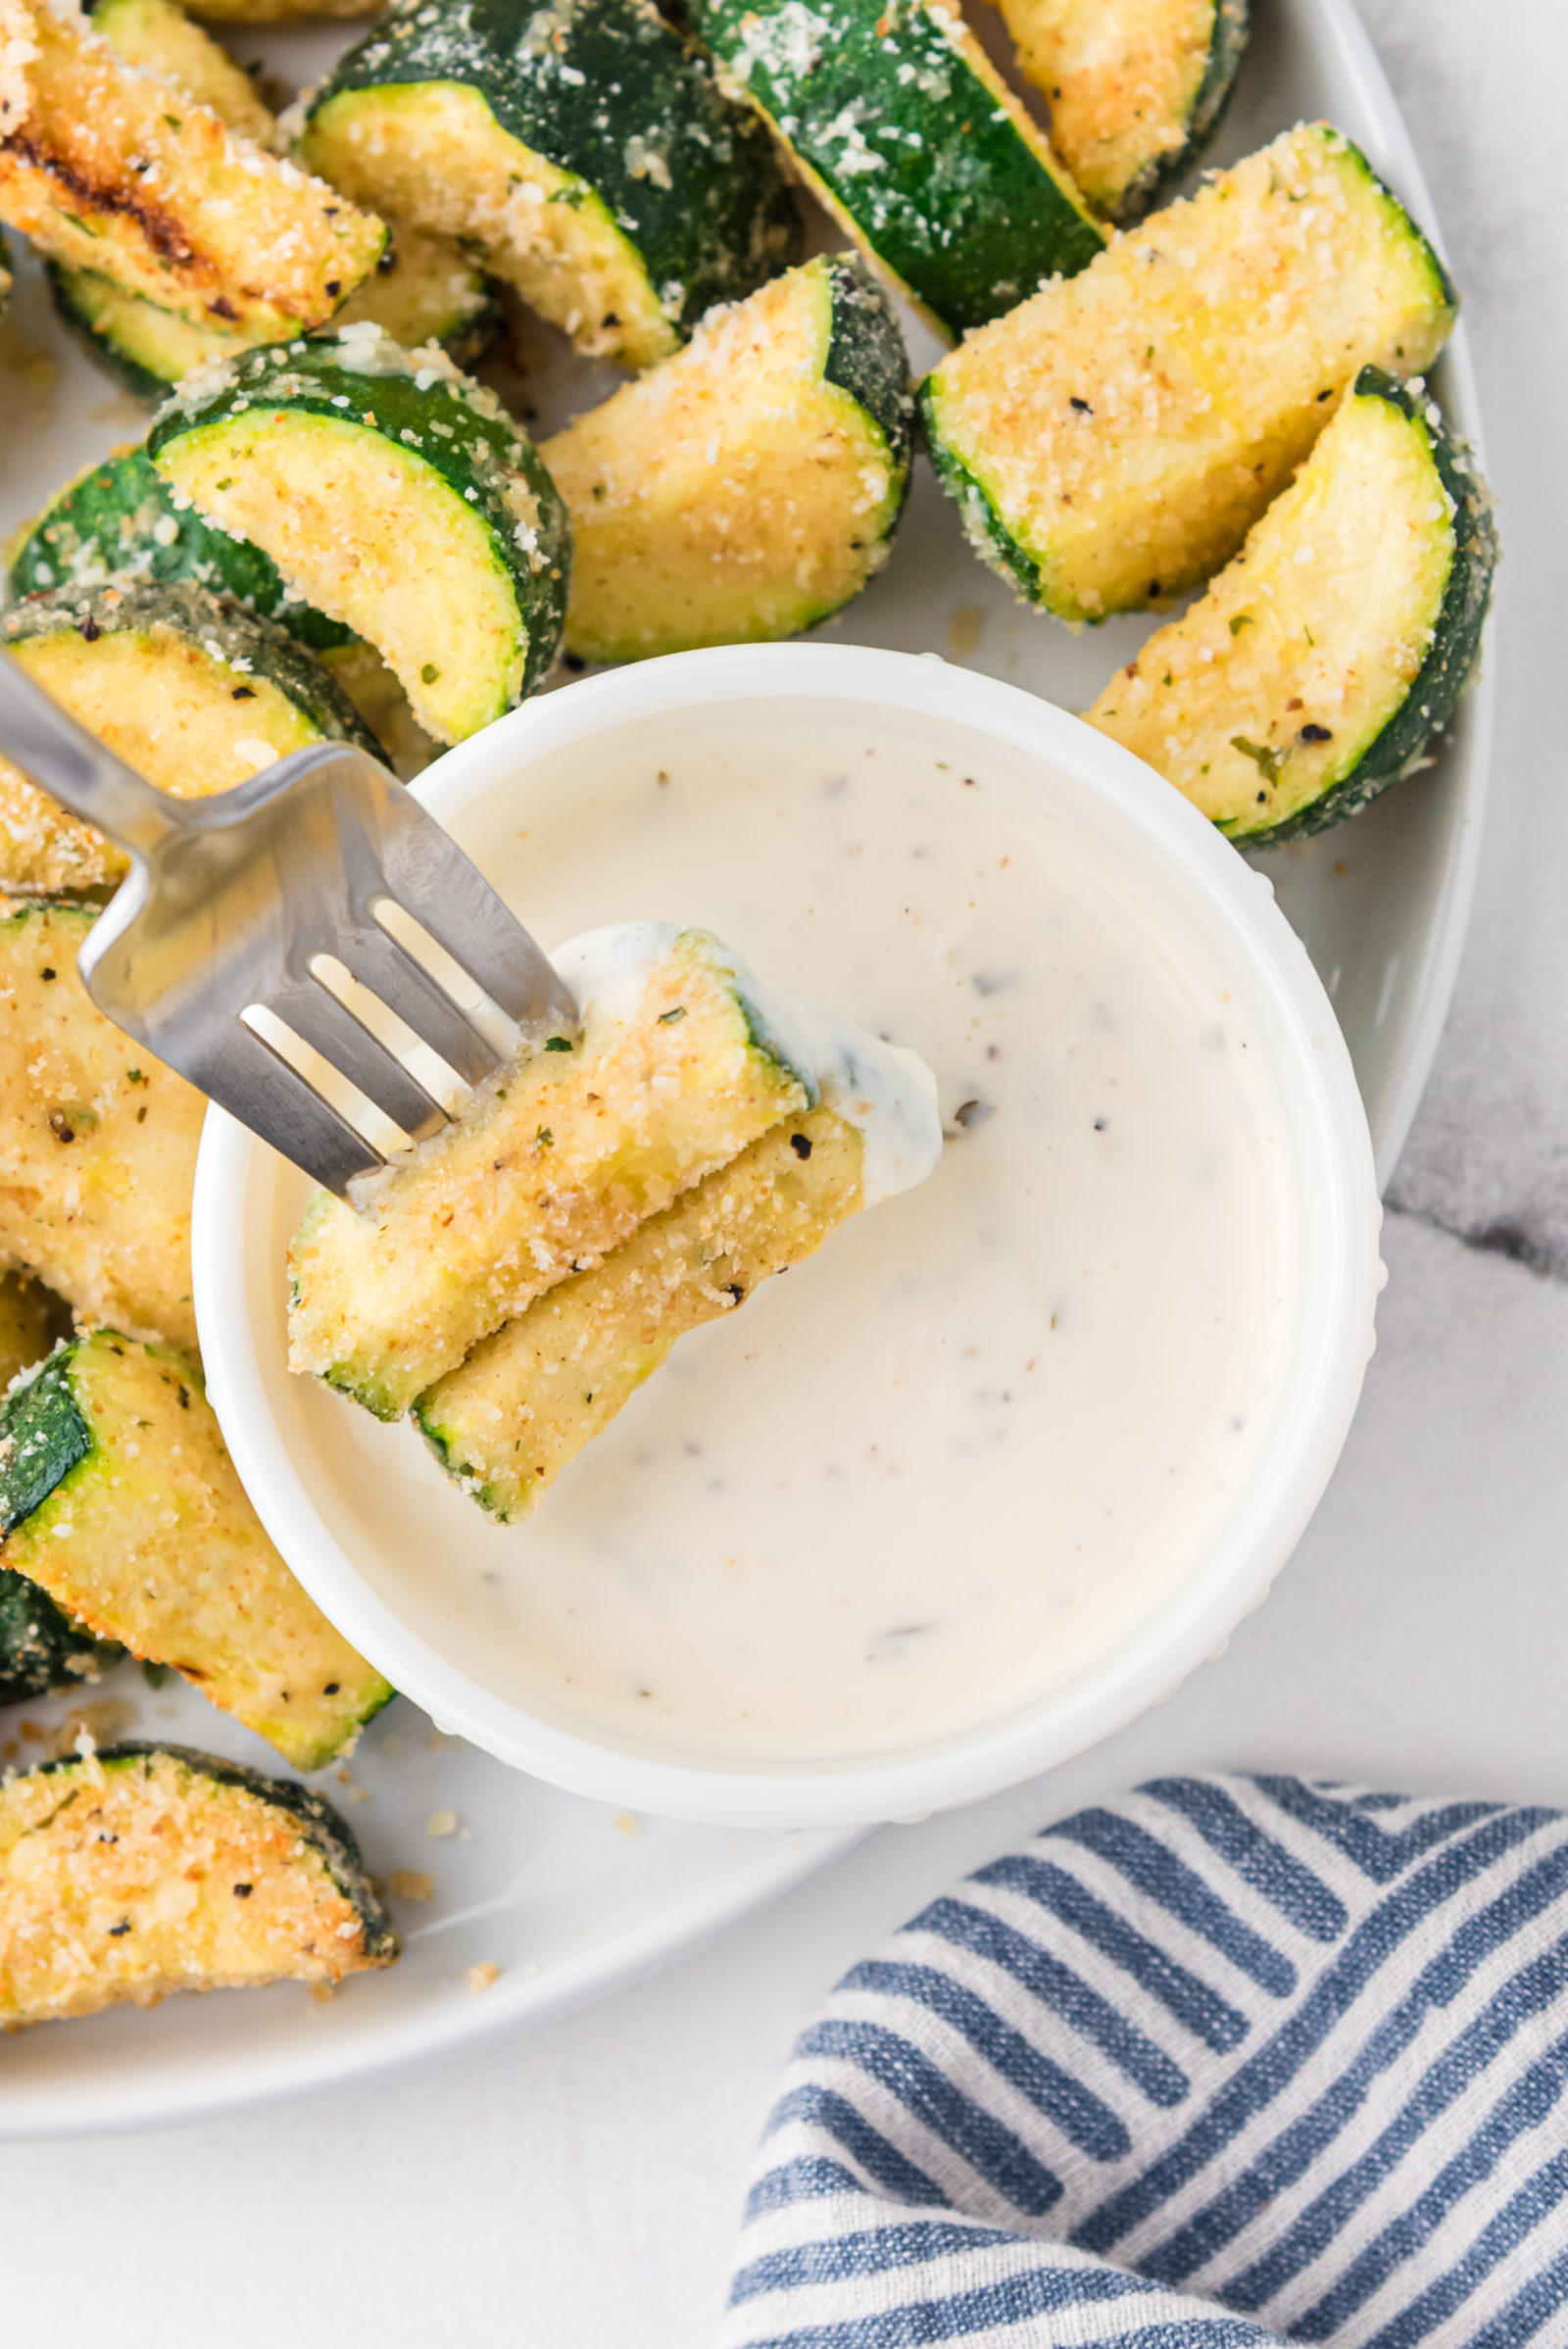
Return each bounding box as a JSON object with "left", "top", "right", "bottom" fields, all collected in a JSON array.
[{"left": 0, "top": 0, "right": 1491, "bottom": 2133}]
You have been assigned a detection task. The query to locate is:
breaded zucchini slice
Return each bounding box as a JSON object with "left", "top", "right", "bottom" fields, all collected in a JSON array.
[
  {"left": 0, "top": 1270, "right": 70, "bottom": 1393},
  {"left": 416, "top": 1107, "right": 863, "bottom": 1520},
  {"left": 0, "top": 584, "right": 376, "bottom": 896},
  {"left": 1088, "top": 368, "right": 1497, "bottom": 843},
  {"left": 0, "top": 905, "right": 202, "bottom": 1351},
  {"left": 289, "top": 926, "right": 817, "bottom": 1420},
  {"left": 7, "top": 445, "right": 350, "bottom": 655},
  {"left": 0, "top": 1562, "right": 122, "bottom": 1708},
  {"left": 1001, "top": 0, "right": 1249, "bottom": 223},
  {"left": 89, "top": 0, "right": 276, "bottom": 145},
  {"left": 689, "top": 0, "right": 1103, "bottom": 339},
  {"left": 148, "top": 324, "right": 569, "bottom": 742},
  {"left": 544, "top": 255, "right": 912, "bottom": 662},
  {"left": 920, "top": 124, "right": 1457, "bottom": 621},
  {"left": 0, "top": 0, "right": 384, "bottom": 338},
  {"left": 0, "top": 1743, "right": 397, "bottom": 2030},
  {"left": 299, "top": 0, "right": 801, "bottom": 372},
  {"left": 0, "top": 1334, "right": 394, "bottom": 1769}
]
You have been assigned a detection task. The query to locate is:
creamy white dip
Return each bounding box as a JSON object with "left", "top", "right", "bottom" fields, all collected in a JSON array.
[{"left": 328, "top": 716, "right": 1298, "bottom": 1767}]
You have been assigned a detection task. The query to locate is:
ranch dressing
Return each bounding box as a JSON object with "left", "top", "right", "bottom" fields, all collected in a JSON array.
[{"left": 373, "top": 720, "right": 1298, "bottom": 1766}]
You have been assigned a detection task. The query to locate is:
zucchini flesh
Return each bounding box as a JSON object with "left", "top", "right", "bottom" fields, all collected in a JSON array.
[
  {"left": 89, "top": 0, "right": 277, "bottom": 146},
  {"left": 0, "top": 583, "right": 376, "bottom": 894},
  {"left": 0, "top": 1334, "right": 394, "bottom": 1770},
  {"left": 0, "top": 905, "right": 203, "bottom": 1352},
  {"left": 288, "top": 927, "right": 816, "bottom": 1420},
  {"left": 543, "top": 254, "right": 912, "bottom": 662},
  {"left": 6, "top": 444, "right": 352, "bottom": 655},
  {"left": 0, "top": 1744, "right": 396, "bottom": 2029},
  {"left": 416, "top": 1108, "right": 862, "bottom": 1521},
  {"left": 301, "top": 0, "right": 801, "bottom": 372},
  {"left": 920, "top": 123, "right": 1457, "bottom": 620},
  {"left": 49, "top": 264, "right": 249, "bottom": 404},
  {"left": 689, "top": 0, "right": 1103, "bottom": 338},
  {"left": 1087, "top": 367, "right": 1497, "bottom": 842},
  {"left": 335, "top": 221, "right": 497, "bottom": 363},
  {"left": 1003, "top": 0, "right": 1249, "bottom": 223},
  {"left": 149, "top": 326, "right": 569, "bottom": 743},
  {"left": 0, "top": 0, "right": 384, "bottom": 337}
]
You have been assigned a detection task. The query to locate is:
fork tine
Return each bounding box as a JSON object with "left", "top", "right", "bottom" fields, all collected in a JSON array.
[
  {"left": 271, "top": 979, "right": 450, "bottom": 1144},
  {"left": 375, "top": 807, "right": 579, "bottom": 1033},
  {"left": 329, "top": 925, "right": 505, "bottom": 1087},
  {"left": 182, "top": 1019, "right": 385, "bottom": 1196}
]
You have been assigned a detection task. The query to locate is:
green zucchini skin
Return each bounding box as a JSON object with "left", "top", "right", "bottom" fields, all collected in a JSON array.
[
  {"left": 0, "top": 1352, "right": 122, "bottom": 1708},
  {"left": 306, "top": 0, "right": 802, "bottom": 351},
  {"left": 1249, "top": 367, "right": 1497, "bottom": 847},
  {"left": 25, "top": 1742, "right": 398, "bottom": 1964},
  {"left": 49, "top": 264, "right": 178, "bottom": 404},
  {"left": 1, "top": 583, "right": 380, "bottom": 759},
  {"left": 147, "top": 330, "right": 570, "bottom": 712},
  {"left": 7, "top": 445, "right": 354, "bottom": 658},
  {"left": 689, "top": 0, "right": 1104, "bottom": 337},
  {"left": 0, "top": 1566, "right": 119, "bottom": 1707},
  {"left": 822, "top": 255, "right": 915, "bottom": 465}
]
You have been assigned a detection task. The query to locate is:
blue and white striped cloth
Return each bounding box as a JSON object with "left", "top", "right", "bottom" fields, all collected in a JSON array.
[{"left": 725, "top": 1775, "right": 1568, "bottom": 2349}]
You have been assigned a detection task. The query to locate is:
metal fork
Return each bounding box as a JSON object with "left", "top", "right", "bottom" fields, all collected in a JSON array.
[{"left": 0, "top": 654, "right": 579, "bottom": 1195}]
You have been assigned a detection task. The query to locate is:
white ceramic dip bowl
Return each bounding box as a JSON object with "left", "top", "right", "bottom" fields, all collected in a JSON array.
[{"left": 194, "top": 643, "right": 1382, "bottom": 1829}]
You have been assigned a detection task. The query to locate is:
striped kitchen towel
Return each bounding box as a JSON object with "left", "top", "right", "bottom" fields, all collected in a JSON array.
[{"left": 725, "top": 1775, "right": 1568, "bottom": 2349}]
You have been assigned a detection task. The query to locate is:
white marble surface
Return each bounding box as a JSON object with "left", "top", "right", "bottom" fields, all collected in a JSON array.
[{"left": 3, "top": 2, "right": 1565, "bottom": 2338}]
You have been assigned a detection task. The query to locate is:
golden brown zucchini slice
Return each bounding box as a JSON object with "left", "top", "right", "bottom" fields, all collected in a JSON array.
[
  {"left": 0, "top": 1333, "right": 394, "bottom": 1770},
  {"left": 0, "top": 584, "right": 376, "bottom": 895},
  {"left": 0, "top": 903, "right": 203, "bottom": 1352},
  {"left": 89, "top": 0, "right": 276, "bottom": 145},
  {"left": 543, "top": 255, "right": 912, "bottom": 662},
  {"left": 416, "top": 1108, "right": 865, "bottom": 1520},
  {"left": 920, "top": 124, "right": 1456, "bottom": 621},
  {"left": 288, "top": 926, "right": 817, "bottom": 1420},
  {"left": 0, "top": 1743, "right": 397, "bottom": 2030},
  {"left": 1000, "top": 0, "right": 1250, "bottom": 223},
  {"left": 0, "top": 0, "right": 384, "bottom": 337},
  {"left": 1087, "top": 367, "right": 1497, "bottom": 842}
]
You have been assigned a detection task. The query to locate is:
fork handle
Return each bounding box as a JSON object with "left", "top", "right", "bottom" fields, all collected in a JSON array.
[{"left": 0, "top": 648, "right": 184, "bottom": 859}]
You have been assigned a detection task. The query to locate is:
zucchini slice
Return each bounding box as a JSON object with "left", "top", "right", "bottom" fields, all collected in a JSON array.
[
  {"left": 919, "top": 123, "right": 1457, "bottom": 620},
  {"left": 288, "top": 925, "right": 817, "bottom": 1420},
  {"left": 0, "top": 0, "right": 385, "bottom": 338},
  {"left": 299, "top": 0, "right": 802, "bottom": 372},
  {"left": 689, "top": 0, "right": 1103, "bottom": 339},
  {"left": 6, "top": 445, "right": 350, "bottom": 655},
  {"left": 0, "top": 1563, "right": 121, "bottom": 1709},
  {"left": 0, "top": 904, "right": 203, "bottom": 1351},
  {"left": 416, "top": 1107, "right": 864, "bottom": 1520},
  {"left": 1002, "top": 0, "right": 1249, "bottom": 223},
  {"left": 543, "top": 254, "right": 912, "bottom": 662},
  {"left": 1087, "top": 367, "right": 1497, "bottom": 843},
  {"left": 0, "top": 1743, "right": 397, "bottom": 2030},
  {"left": 0, "top": 584, "right": 377, "bottom": 895},
  {"left": 0, "top": 1270, "right": 71, "bottom": 1394},
  {"left": 48, "top": 267, "right": 250, "bottom": 406},
  {"left": 0, "top": 1335, "right": 395, "bottom": 1770},
  {"left": 88, "top": 0, "right": 277, "bottom": 146},
  {"left": 335, "top": 223, "right": 498, "bottom": 365},
  {"left": 148, "top": 324, "right": 569, "bottom": 743}
]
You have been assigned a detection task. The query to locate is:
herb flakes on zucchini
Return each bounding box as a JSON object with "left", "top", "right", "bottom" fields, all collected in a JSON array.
[
  {"left": 920, "top": 122, "right": 1457, "bottom": 621},
  {"left": 0, "top": 904, "right": 203, "bottom": 1352},
  {"left": 544, "top": 254, "right": 912, "bottom": 661},
  {"left": 0, "top": 0, "right": 385, "bottom": 338},
  {"left": 1003, "top": 0, "right": 1249, "bottom": 223},
  {"left": 416, "top": 1107, "right": 864, "bottom": 1520},
  {"left": 0, "top": 1743, "right": 397, "bottom": 2031},
  {"left": 148, "top": 323, "right": 569, "bottom": 743},
  {"left": 300, "top": 0, "right": 802, "bottom": 372},
  {"left": 689, "top": 0, "right": 1103, "bottom": 339},
  {"left": 288, "top": 925, "right": 817, "bottom": 1420},
  {"left": 0, "top": 584, "right": 376, "bottom": 896},
  {"left": 1088, "top": 367, "right": 1497, "bottom": 843},
  {"left": 0, "top": 1333, "right": 394, "bottom": 1770}
]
